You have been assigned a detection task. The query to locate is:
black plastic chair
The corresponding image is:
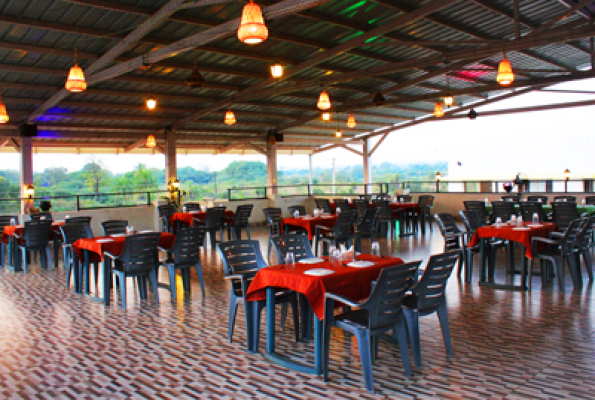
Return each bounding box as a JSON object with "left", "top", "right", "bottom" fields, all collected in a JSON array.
[
  {"left": 271, "top": 234, "right": 315, "bottom": 263},
  {"left": 416, "top": 195, "right": 434, "bottom": 233},
  {"left": 352, "top": 199, "right": 369, "bottom": 223},
  {"left": 227, "top": 204, "right": 253, "bottom": 240},
  {"left": 323, "top": 261, "right": 421, "bottom": 392},
  {"left": 527, "top": 195, "right": 548, "bottom": 204},
  {"left": 530, "top": 218, "right": 585, "bottom": 292},
  {"left": 501, "top": 195, "right": 519, "bottom": 203},
  {"left": 374, "top": 194, "right": 391, "bottom": 201},
  {"left": 434, "top": 214, "right": 470, "bottom": 282},
  {"left": 0, "top": 215, "right": 18, "bottom": 267},
  {"left": 30, "top": 212, "right": 53, "bottom": 221},
  {"left": 65, "top": 216, "right": 92, "bottom": 225},
  {"left": 403, "top": 251, "right": 461, "bottom": 368},
  {"left": 218, "top": 240, "right": 299, "bottom": 351},
  {"left": 159, "top": 226, "right": 206, "bottom": 300},
  {"left": 194, "top": 207, "right": 225, "bottom": 249},
  {"left": 314, "top": 211, "right": 356, "bottom": 256},
  {"left": 105, "top": 232, "right": 161, "bottom": 309},
  {"left": 101, "top": 220, "right": 128, "bottom": 236},
  {"left": 15, "top": 220, "right": 53, "bottom": 273},
  {"left": 314, "top": 198, "right": 333, "bottom": 214},
  {"left": 491, "top": 201, "right": 516, "bottom": 223},
  {"left": 585, "top": 196, "right": 595, "bottom": 205},
  {"left": 552, "top": 202, "right": 580, "bottom": 232},
  {"left": 574, "top": 216, "right": 594, "bottom": 283},
  {"left": 333, "top": 199, "right": 350, "bottom": 213},
  {"left": 60, "top": 223, "right": 94, "bottom": 291},
  {"left": 520, "top": 202, "right": 547, "bottom": 223},
  {"left": 358, "top": 194, "right": 372, "bottom": 201},
  {"left": 354, "top": 208, "right": 380, "bottom": 252},
  {"left": 464, "top": 201, "right": 491, "bottom": 225},
  {"left": 287, "top": 205, "right": 307, "bottom": 217},
  {"left": 396, "top": 195, "right": 412, "bottom": 202},
  {"left": 374, "top": 200, "right": 401, "bottom": 239},
  {"left": 263, "top": 207, "right": 284, "bottom": 261},
  {"left": 158, "top": 204, "right": 175, "bottom": 233},
  {"left": 184, "top": 203, "right": 202, "bottom": 212},
  {"left": 554, "top": 195, "right": 577, "bottom": 203}
]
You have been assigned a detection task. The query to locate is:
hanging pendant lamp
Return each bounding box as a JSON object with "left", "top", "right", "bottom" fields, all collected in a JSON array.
[
  {"left": 0, "top": 98, "right": 9, "bottom": 123},
  {"left": 335, "top": 129, "right": 342, "bottom": 138},
  {"left": 433, "top": 102, "right": 444, "bottom": 117},
  {"left": 322, "top": 112, "right": 331, "bottom": 122},
  {"left": 317, "top": 89, "right": 331, "bottom": 110},
  {"left": 146, "top": 95, "right": 157, "bottom": 110},
  {"left": 372, "top": 90, "right": 385, "bottom": 106},
  {"left": 65, "top": 64, "right": 87, "bottom": 92},
  {"left": 146, "top": 134, "right": 157, "bottom": 148},
  {"left": 443, "top": 95, "right": 454, "bottom": 107},
  {"left": 238, "top": 0, "right": 268, "bottom": 44},
  {"left": 496, "top": 54, "right": 515, "bottom": 86},
  {"left": 270, "top": 61, "right": 283, "bottom": 79},
  {"left": 347, "top": 113, "right": 356, "bottom": 128},
  {"left": 224, "top": 109, "right": 236, "bottom": 125},
  {"left": 186, "top": 63, "right": 206, "bottom": 88}
]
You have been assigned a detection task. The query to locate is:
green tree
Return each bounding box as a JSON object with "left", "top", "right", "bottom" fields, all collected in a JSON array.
[
  {"left": 81, "top": 158, "right": 111, "bottom": 197},
  {"left": 133, "top": 164, "right": 158, "bottom": 190}
]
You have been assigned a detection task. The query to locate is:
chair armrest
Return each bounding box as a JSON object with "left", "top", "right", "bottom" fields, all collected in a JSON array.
[
  {"left": 13, "top": 233, "right": 21, "bottom": 239},
  {"left": 104, "top": 251, "right": 120, "bottom": 260},
  {"left": 62, "top": 243, "right": 73, "bottom": 249},
  {"left": 324, "top": 292, "right": 364, "bottom": 308},
  {"left": 549, "top": 232, "right": 564, "bottom": 239},
  {"left": 158, "top": 246, "right": 171, "bottom": 252},
  {"left": 193, "top": 219, "right": 206, "bottom": 226},
  {"left": 531, "top": 237, "right": 559, "bottom": 246}
]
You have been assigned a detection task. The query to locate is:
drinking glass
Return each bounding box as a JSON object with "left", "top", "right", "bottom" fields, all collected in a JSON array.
[
  {"left": 510, "top": 215, "right": 516, "bottom": 225},
  {"left": 65, "top": 215, "right": 70, "bottom": 219},
  {"left": 285, "top": 251, "right": 295, "bottom": 270},
  {"left": 40, "top": 216, "right": 46, "bottom": 220},
  {"left": 495, "top": 217, "right": 502, "bottom": 227},
  {"left": 313, "top": 209, "right": 319, "bottom": 217},
  {"left": 126, "top": 226, "right": 134, "bottom": 235},
  {"left": 201, "top": 205, "right": 207, "bottom": 212},
  {"left": 533, "top": 213, "right": 539, "bottom": 224},
  {"left": 293, "top": 210, "right": 300, "bottom": 218},
  {"left": 10, "top": 218, "right": 16, "bottom": 226},
  {"left": 332, "top": 249, "right": 341, "bottom": 267},
  {"left": 538, "top": 198, "right": 542, "bottom": 203},
  {"left": 336, "top": 207, "right": 341, "bottom": 215},
  {"left": 371, "top": 242, "right": 381, "bottom": 257},
  {"left": 582, "top": 199, "right": 586, "bottom": 205},
  {"left": 183, "top": 206, "right": 187, "bottom": 213},
  {"left": 517, "top": 216, "right": 523, "bottom": 226},
  {"left": 484, "top": 198, "right": 489, "bottom": 206}
]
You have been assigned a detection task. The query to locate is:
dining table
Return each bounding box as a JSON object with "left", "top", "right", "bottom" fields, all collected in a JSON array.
[
  {"left": 170, "top": 210, "right": 235, "bottom": 232},
  {"left": 246, "top": 254, "right": 404, "bottom": 374},
  {"left": 2, "top": 220, "right": 65, "bottom": 272},
  {"left": 330, "top": 201, "right": 422, "bottom": 235},
  {"left": 282, "top": 214, "right": 338, "bottom": 240},
  {"left": 72, "top": 232, "right": 176, "bottom": 304},
  {"left": 469, "top": 221, "right": 557, "bottom": 290}
]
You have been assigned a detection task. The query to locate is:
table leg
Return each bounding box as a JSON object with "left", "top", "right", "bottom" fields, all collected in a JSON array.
[
  {"left": 245, "top": 300, "right": 254, "bottom": 353},
  {"left": 53, "top": 239, "right": 59, "bottom": 270},
  {"left": 103, "top": 258, "right": 111, "bottom": 306},
  {"left": 7, "top": 236, "right": 22, "bottom": 272},
  {"left": 420, "top": 213, "right": 426, "bottom": 235},
  {"left": 84, "top": 250, "right": 90, "bottom": 294},
  {"left": 266, "top": 287, "right": 275, "bottom": 354},
  {"left": 73, "top": 254, "right": 81, "bottom": 294},
  {"left": 299, "top": 293, "right": 312, "bottom": 341},
  {"left": 479, "top": 238, "right": 486, "bottom": 283},
  {"left": 314, "top": 317, "right": 323, "bottom": 375}
]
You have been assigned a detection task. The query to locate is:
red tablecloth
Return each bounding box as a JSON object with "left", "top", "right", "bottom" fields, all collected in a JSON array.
[
  {"left": 283, "top": 215, "right": 338, "bottom": 240},
  {"left": 2, "top": 221, "right": 65, "bottom": 245},
  {"left": 72, "top": 232, "right": 176, "bottom": 262},
  {"left": 246, "top": 255, "right": 404, "bottom": 319},
  {"left": 171, "top": 211, "right": 235, "bottom": 226},
  {"left": 330, "top": 201, "right": 420, "bottom": 214},
  {"left": 469, "top": 222, "right": 557, "bottom": 259}
]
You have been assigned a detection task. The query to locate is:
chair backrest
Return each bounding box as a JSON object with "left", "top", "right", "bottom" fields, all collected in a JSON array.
[
  {"left": 414, "top": 251, "right": 460, "bottom": 313},
  {"left": 520, "top": 202, "right": 546, "bottom": 223},
  {"left": 358, "top": 194, "right": 372, "bottom": 201},
  {"left": 575, "top": 217, "right": 594, "bottom": 251},
  {"left": 332, "top": 211, "right": 356, "bottom": 239},
  {"left": 397, "top": 195, "right": 412, "bottom": 202},
  {"left": 22, "top": 220, "right": 53, "bottom": 248},
  {"left": 271, "top": 234, "right": 315, "bottom": 263},
  {"left": 554, "top": 195, "right": 577, "bottom": 203},
  {"left": 60, "top": 222, "right": 93, "bottom": 245},
  {"left": 372, "top": 200, "right": 391, "bottom": 220},
  {"left": 585, "top": 196, "right": 595, "bottom": 205},
  {"left": 0, "top": 215, "right": 19, "bottom": 229},
  {"left": 30, "top": 212, "right": 53, "bottom": 221},
  {"left": 434, "top": 213, "right": 462, "bottom": 251},
  {"left": 558, "top": 218, "right": 586, "bottom": 257},
  {"left": 101, "top": 220, "right": 128, "bottom": 236},
  {"left": 184, "top": 203, "right": 202, "bottom": 212},
  {"left": 552, "top": 202, "right": 580, "bottom": 231},
  {"left": 418, "top": 195, "right": 434, "bottom": 208},
  {"left": 65, "top": 216, "right": 92, "bottom": 225},
  {"left": 358, "top": 208, "right": 381, "bottom": 237},
  {"left": 374, "top": 194, "right": 391, "bottom": 201},
  {"left": 158, "top": 204, "right": 175, "bottom": 219},
  {"left": 458, "top": 210, "right": 482, "bottom": 233},
  {"left": 287, "top": 205, "right": 307, "bottom": 217},
  {"left": 464, "top": 201, "right": 490, "bottom": 225},
  {"left": 527, "top": 195, "right": 548, "bottom": 204},
  {"left": 171, "top": 226, "right": 205, "bottom": 265},
  {"left": 314, "top": 198, "right": 332, "bottom": 214},
  {"left": 204, "top": 207, "right": 225, "bottom": 229},
  {"left": 217, "top": 240, "right": 266, "bottom": 276},
  {"left": 333, "top": 199, "right": 350, "bottom": 213},
  {"left": 119, "top": 233, "right": 161, "bottom": 274},
  {"left": 352, "top": 199, "right": 370, "bottom": 220},
  {"left": 501, "top": 195, "right": 519, "bottom": 203},
  {"left": 363, "top": 261, "right": 421, "bottom": 330},
  {"left": 491, "top": 201, "right": 516, "bottom": 222},
  {"left": 263, "top": 207, "right": 283, "bottom": 235},
  {"left": 234, "top": 204, "right": 253, "bottom": 228}
]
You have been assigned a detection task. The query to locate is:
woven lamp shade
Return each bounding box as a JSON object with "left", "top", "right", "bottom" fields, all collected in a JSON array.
[
  {"left": 496, "top": 57, "right": 514, "bottom": 86},
  {"left": 224, "top": 110, "right": 236, "bottom": 125},
  {"left": 65, "top": 64, "right": 87, "bottom": 92},
  {"left": 0, "top": 100, "right": 9, "bottom": 123},
  {"left": 346, "top": 114, "right": 356, "bottom": 128},
  {"left": 317, "top": 90, "right": 331, "bottom": 110},
  {"left": 238, "top": 1, "right": 268, "bottom": 44},
  {"left": 146, "top": 135, "right": 157, "bottom": 148},
  {"left": 433, "top": 102, "right": 444, "bottom": 118}
]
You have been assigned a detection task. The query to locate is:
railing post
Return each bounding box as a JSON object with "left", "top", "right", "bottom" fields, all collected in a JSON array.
[
  {"left": 76, "top": 195, "right": 80, "bottom": 211},
  {"left": 308, "top": 184, "right": 311, "bottom": 197},
  {"left": 147, "top": 191, "right": 151, "bottom": 206},
  {"left": 228, "top": 188, "right": 231, "bottom": 201},
  {"left": 264, "top": 187, "right": 267, "bottom": 199}
]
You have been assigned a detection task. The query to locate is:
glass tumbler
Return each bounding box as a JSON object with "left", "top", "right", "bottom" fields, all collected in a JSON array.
[
  {"left": 533, "top": 213, "right": 539, "bottom": 224},
  {"left": 495, "top": 217, "right": 502, "bottom": 227},
  {"left": 285, "top": 251, "right": 295, "bottom": 270},
  {"left": 371, "top": 242, "right": 381, "bottom": 257}
]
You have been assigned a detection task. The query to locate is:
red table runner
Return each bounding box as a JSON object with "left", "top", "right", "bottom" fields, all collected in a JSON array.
[
  {"left": 2, "top": 221, "right": 65, "bottom": 245},
  {"left": 469, "top": 222, "right": 557, "bottom": 259},
  {"left": 72, "top": 232, "right": 176, "bottom": 262},
  {"left": 246, "top": 255, "right": 404, "bottom": 319},
  {"left": 282, "top": 215, "right": 338, "bottom": 240}
]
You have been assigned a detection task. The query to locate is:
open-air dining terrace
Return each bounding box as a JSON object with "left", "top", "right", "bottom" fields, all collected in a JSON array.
[{"left": 1, "top": 0, "right": 595, "bottom": 398}]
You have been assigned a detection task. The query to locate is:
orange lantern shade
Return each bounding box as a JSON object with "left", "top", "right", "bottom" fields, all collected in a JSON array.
[
  {"left": 224, "top": 110, "right": 236, "bottom": 125},
  {"left": 434, "top": 102, "right": 444, "bottom": 117},
  {"left": 346, "top": 113, "right": 356, "bottom": 128},
  {"left": 317, "top": 89, "right": 331, "bottom": 110},
  {"left": 496, "top": 56, "right": 514, "bottom": 86},
  {"left": 335, "top": 129, "right": 342, "bottom": 138},
  {"left": 65, "top": 64, "right": 87, "bottom": 92},
  {"left": 322, "top": 112, "right": 331, "bottom": 122},
  {"left": 0, "top": 100, "right": 9, "bottom": 124},
  {"left": 146, "top": 134, "right": 157, "bottom": 148},
  {"left": 443, "top": 95, "right": 454, "bottom": 107},
  {"left": 238, "top": 1, "right": 268, "bottom": 44}
]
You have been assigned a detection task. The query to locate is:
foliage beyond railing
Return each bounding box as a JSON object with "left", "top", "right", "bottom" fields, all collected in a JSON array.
[{"left": 228, "top": 183, "right": 391, "bottom": 200}]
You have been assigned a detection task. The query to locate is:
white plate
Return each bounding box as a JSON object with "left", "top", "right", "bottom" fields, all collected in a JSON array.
[
  {"left": 139, "top": 230, "right": 154, "bottom": 233},
  {"left": 513, "top": 227, "right": 531, "bottom": 231},
  {"left": 527, "top": 224, "right": 543, "bottom": 228},
  {"left": 111, "top": 233, "right": 126, "bottom": 238},
  {"left": 347, "top": 261, "right": 375, "bottom": 268},
  {"left": 96, "top": 239, "right": 113, "bottom": 243},
  {"left": 298, "top": 258, "right": 325, "bottom": 264},
  {"left": 304, "top": 268, "right": 335, "bottom": 276}
]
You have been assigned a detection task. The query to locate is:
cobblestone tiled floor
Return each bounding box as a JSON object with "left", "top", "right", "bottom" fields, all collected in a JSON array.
[{"left": 0, "top": 226, "right": 593, "bottom": 399}]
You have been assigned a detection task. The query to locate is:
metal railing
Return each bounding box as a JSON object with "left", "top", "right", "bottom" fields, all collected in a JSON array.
[
  {"left": 228, "top": 183, "right": 390, "bottom": 201},
  {"left": 399, "top": 179, "right": 594, "bottom": 194}
]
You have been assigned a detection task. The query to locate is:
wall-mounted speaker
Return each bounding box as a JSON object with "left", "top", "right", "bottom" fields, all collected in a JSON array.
[{"left": 19, "top": 123, "right": 38, "bottom": 137}]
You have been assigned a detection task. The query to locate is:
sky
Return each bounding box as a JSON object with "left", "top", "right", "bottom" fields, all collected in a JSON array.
[{"left": 2, "top": 77, "right": 595, "bottom": 179}]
